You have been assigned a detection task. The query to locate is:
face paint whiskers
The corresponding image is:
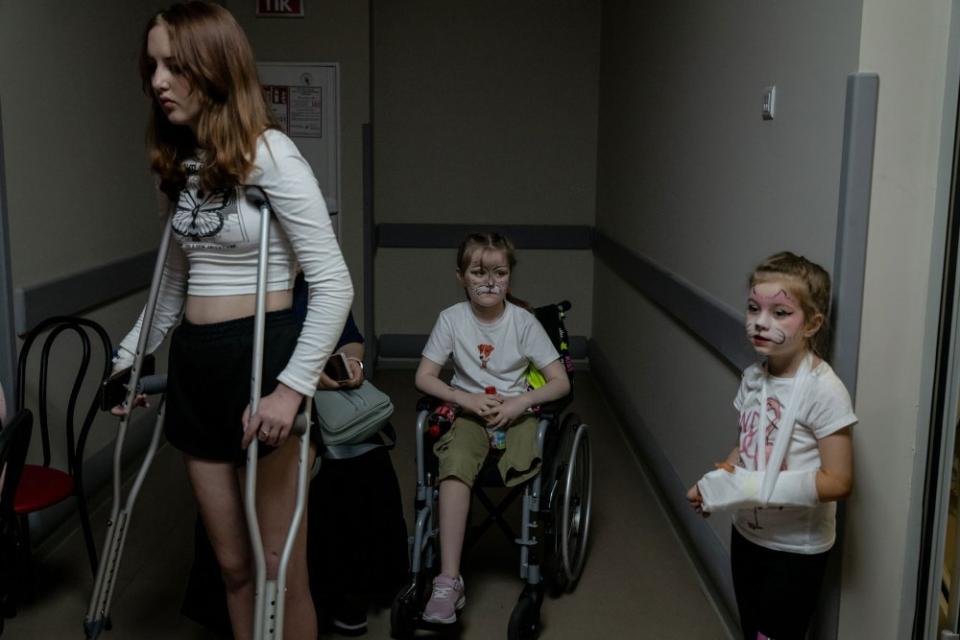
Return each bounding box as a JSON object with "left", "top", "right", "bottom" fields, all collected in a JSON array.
[{"left": 471, "top": 283, "right": 504, "bottom": 297}]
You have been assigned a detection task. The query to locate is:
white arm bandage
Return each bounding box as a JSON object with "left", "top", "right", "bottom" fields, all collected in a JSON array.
[{"left": 697, "top": 466, "right": 819, "bottom": 513}]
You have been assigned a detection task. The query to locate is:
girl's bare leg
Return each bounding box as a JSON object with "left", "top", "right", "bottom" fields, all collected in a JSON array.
[
  {"left": 242, "top": 436, "right": 317, "bottom": 640},
  {"left": 185, "top": 456, "right": 254, "bottom": 640},
  {"left": 438, "top": 478, "right": 471, "bottom": 578}
]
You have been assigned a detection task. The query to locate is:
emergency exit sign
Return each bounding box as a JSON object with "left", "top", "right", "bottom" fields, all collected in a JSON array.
[{"left": 256, "top": 0, "right": 304, "bottom": 17}]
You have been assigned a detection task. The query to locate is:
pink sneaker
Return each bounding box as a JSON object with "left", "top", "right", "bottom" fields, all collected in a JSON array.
[{"left": 421, "top": 574, "right": 465, "bottom": 624}]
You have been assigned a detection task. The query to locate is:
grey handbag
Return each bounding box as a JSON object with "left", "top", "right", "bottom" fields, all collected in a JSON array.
[{"left": 313, "top": 380, "right": 394, "bottom": 449}]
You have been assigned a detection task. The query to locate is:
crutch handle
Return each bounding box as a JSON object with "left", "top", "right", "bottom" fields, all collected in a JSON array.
[
  {"left": 244, "top": 185, "right": 269, "bottom": 208},
  {"left": 136, "top": 374, "right": 168, "bottom": 396},
  {"left": 292, "top": 412, "right": 309, "bottom": 437}
]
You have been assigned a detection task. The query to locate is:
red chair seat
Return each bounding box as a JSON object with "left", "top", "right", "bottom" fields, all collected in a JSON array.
[{"left": 13, "top": 465, "right": 74, "bottom": 514}]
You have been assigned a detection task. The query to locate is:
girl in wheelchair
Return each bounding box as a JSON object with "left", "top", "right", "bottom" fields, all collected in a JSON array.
[{"left": 414, "top": 232, "right": 570, "bottom": 625}]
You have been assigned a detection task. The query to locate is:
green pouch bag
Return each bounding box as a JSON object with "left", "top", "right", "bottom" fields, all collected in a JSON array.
[{"left": 313, "top": 380, "right": 395, "bottom": 446}]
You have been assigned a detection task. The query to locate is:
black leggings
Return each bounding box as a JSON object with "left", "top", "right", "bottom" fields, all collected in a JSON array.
[{"left": 730, "top": 526, "right": 830, "bottom": 640}]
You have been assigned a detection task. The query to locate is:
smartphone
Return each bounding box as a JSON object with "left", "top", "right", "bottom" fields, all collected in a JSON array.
[
  {"left": 100, "top": 354, "right": 155, "bottom": 411},
  {"left": 323, "top": 353, "right": 352, "bottom": 382}
]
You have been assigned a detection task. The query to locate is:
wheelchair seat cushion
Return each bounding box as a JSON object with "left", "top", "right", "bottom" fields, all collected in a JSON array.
[{"left": 433, "top": 415, "right": 541, "bottom": 488}]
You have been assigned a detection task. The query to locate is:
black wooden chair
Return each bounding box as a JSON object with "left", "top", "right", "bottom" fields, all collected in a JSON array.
[
  {"left": 0, "top": 409, "right": 34, "bottom": 634},
  {"left": 13, "top": 317, "right": 113, "bottom": 587}
]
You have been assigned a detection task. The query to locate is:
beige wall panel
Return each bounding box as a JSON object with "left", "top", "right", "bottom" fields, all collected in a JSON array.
[
  {"left": 374, "top": 0, "right": 600, "bottom": 227},
  {"left": 0, "top": 2, "right": 163, "bottom": 288},
  {"left": 372, "top": 1, "right": 600, "bottom": 340},
  {"left": 596, "top": 1, "right": 861, "bottom": 308}
]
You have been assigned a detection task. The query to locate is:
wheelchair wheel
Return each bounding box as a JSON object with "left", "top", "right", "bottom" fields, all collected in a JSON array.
[
  {"left": 559, "top": 418, "right": 593, "bottom": 588},
  {"left": 542, "top": 414, "right": 573, "bottom": 595},
  {"left": 507, "top": 591, "right": 542, "bottom": 640}
]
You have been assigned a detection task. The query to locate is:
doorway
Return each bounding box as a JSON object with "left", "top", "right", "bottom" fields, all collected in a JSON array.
[{"left": 916, "top": 75, "right": 960, "bottom": 639}]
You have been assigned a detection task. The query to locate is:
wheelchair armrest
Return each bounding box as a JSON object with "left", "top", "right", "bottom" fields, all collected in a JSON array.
[{"left": 535, "top": 397, "right": 571, "bottom": 423}]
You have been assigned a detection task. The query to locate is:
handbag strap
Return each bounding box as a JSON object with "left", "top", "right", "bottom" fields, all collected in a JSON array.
[{"left": 321, "top": 423, "right": 397, "bottom": 460}]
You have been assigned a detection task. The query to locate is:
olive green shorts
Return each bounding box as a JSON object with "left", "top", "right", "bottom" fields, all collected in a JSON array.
[{"left": 433, "top": 414, "right": 541, "bottom": 488}]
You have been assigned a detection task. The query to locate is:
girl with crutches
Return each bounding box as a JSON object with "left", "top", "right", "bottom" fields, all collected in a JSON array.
[{"left": 105, "top": 3, "right": 352, "bottom": 638}]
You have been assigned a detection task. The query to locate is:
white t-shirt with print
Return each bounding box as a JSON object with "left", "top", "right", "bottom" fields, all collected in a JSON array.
[
  {"left": 422, "top": 301, "right": 560, "bottom": 397},
  {"left": 732, "top": 360, "right": 857, "bottom": 554}
]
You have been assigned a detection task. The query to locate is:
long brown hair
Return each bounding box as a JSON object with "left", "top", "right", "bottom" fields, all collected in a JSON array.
[
  {"left": 456, "top": 232, "right": 530, "bottom": 309},
  {"left": 139, "top": 2, "right": 274, "bottom": 199},
  {"left": 750, "top": 251, "right": 832, "bottom": 359}
]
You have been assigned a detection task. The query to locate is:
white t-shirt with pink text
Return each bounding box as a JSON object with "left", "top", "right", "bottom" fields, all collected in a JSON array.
[{"left": 732, "top": 360, "right": 857, "bottom": 554}]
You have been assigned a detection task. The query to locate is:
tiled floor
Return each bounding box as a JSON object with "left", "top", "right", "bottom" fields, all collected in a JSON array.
[{"left": 4, "top": 370, "right": 730, "bottom": 639}]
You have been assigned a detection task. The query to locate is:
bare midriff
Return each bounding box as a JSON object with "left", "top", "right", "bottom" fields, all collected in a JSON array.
[{"left": 184, "top": 290, "right": 294, "bottom": 325}]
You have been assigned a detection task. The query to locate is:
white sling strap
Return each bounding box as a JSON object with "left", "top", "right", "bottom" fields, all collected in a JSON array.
[{"left": 756, "top": 352, "right": 812, "bottom": 505}]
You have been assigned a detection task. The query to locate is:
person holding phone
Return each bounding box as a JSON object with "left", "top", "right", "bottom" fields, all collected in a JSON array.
[{"left": 307, "top": 314, "right": 408, "bottom": 636}]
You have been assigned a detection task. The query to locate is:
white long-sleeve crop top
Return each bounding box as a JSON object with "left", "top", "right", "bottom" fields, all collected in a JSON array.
[{"left": 115, "top": 129, "right": 353, "bottom": 397}]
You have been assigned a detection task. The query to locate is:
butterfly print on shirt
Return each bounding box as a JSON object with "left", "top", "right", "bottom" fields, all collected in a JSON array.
[{"left": 172, "top": 188, "right": 232, "bottom": 240}]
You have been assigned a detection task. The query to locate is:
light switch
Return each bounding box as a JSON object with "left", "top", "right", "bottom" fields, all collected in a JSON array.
[{"left": 762, "top": 85, "right": 776, "bottom": 120}]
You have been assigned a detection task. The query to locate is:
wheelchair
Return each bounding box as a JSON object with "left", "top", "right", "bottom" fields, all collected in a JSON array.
[{"left": 390, "top": 301, "right": 593, "bottom": 640}]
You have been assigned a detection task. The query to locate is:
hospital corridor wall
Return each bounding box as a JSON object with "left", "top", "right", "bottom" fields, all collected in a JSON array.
[{"left": 591, "top": 2, "right": 960, "bottom": 640}]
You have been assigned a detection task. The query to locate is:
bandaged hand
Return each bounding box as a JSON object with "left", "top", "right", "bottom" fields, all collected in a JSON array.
[{"left": 697, "top": 466, "right": 819, "bottom": 513}]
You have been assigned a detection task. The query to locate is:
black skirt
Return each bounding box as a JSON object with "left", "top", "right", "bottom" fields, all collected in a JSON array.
[{"left": 165, "top": 308, "right": 320, "bottom": 464}]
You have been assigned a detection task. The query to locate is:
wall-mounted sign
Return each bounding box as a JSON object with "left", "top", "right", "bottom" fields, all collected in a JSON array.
[
  {"left": 263, "top": 84, "right": 323, "bottom": 138},
  {"left": 256, "top": 0, "right": 304, "bottom": 17}
]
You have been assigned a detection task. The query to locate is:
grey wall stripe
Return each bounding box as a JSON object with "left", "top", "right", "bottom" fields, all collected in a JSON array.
[
  {"left": 815, "top": 71, "right": 878, "bottom": 640},
  {"left": 831, "top": 72, "right": 877, "bottom": 397},
  {"left": 0, "top": 100, "right": 17, "bottom": 402},
  {"left": 593, "top": 231, "right": 755, "bottom": 373},
  {"left": 13, "top": 250, "right": 157, "bottom": 336},
  {"left": 377, "top": 334, "right": 431, "bottom": 359},
  {"left": 378, "top": 332, "right": 589, "bottom": 361},
  {"left": 377, "top": 223, "right": 594, "bottom": 250},
  {"left": 10, "top": 219, "right": 587, "bottom": 344}
]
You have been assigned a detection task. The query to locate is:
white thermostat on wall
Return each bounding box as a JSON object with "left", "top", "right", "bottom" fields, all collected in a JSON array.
[{"left": 762, "top": 85, "right": 776, "bottom": 121}]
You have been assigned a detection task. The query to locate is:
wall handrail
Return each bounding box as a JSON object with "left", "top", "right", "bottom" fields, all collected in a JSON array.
[{"left": 14, "top": 250, "right": 156, "bottom": 337}]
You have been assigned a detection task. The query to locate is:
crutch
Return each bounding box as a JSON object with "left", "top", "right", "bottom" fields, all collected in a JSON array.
[
  {"left": 84, "top": 222, "right": 174, "bottom": 639},
  {"left": 242, "top": 186, "right": 313, "bottom": 640}
]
